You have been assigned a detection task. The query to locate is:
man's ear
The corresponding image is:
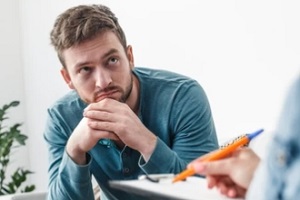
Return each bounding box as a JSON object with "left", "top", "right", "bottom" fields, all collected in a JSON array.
[
  {"left": 60, "top": 68, "right": 75, "bottom": 89},
  {"left": 126, "top": 45, "right": 134, "bottom": 69}
]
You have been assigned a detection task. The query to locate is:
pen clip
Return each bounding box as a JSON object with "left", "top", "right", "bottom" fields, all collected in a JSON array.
[
  {"left": 219, "top": 134, "right": 248, "bottom": 149},
  {"left": 139, "top": 174, "right": 174, "bottom": 183}
]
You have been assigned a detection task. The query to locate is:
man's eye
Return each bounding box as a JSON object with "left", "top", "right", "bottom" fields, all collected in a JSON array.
[
  {"left": 79, "top": 67, "right": 91, "bottom": 74},
  {"left": 108, "top": 57, "right": 118, "bottom": 65}
]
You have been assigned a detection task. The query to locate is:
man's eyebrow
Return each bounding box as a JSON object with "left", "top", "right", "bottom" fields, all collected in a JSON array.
[
  {"left": 74, "top": 61, "right": 91, "bottom": 69},
  {"left": 101, "top": 48, "right": 119, "bottom": 60}
]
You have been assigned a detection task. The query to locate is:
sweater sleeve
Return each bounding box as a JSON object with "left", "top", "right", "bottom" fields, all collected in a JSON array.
[
  {"left": 247, "top": 77, "right": 300, "bottom": 200},
  {"left": 139, "top": 80, "right": 219, "bottom": 174},
  {"left": 44, "top": 108, "right": 94, "bottom": 200}
]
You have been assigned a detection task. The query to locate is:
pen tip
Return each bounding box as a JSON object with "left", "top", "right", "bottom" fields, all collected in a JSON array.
[
  {"left": 172, "top": 175, "right": 183, "bottom": 183},
  {"left": 172, "top": 168, "right": 195, "bottom": 183},
  {"left": 248, "top": 129, "right": 264, "bottom": 140}
]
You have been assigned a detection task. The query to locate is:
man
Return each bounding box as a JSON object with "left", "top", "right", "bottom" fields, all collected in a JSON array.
[
  {"left": 44, "top": 4, "right": 218, "bottom": 200},
  {"left": 190, "top": 76, "right": 300, "bottom": 199}
]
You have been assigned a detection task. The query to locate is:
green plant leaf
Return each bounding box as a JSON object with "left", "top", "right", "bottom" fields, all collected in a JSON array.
[
  {"left": 15, "top": 135, "right": 28, "bottom": 145},
  {"left": 2, "top": 101, "right": 19, "bottom": 112},
  {"left": 22, "top": 185, "right": 35, "bottom": 193},
  {"left": 1, "top": 139, "right": 13, "bottom": 157},
  {"left": 8, "top": 101, "right": 20, "bottom": 108},
  {"left": 0, "top": 170, "right": 5, "bottom": 180},
  {"left": 0, "top": 110, "right": 4, "bottom": 121},
  {"left": 1, "top": 158, "right": 9, "bottom": 166},
  {"left": 0, "top": 101, "right": 35, "bottom": 195},
  {"left": 7, "top": 182, "right": 15, "bottom": 193},
  {"left": 1, "top": 184, "right": 11, "bottom": 195}
]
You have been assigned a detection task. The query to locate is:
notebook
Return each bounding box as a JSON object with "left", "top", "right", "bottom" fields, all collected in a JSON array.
[{"left": 109, "top": 175, "right": 244, "bottom": 200}]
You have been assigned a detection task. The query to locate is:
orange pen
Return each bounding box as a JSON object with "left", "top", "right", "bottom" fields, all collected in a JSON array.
[{"left": 172, "top": 129, "right": 264, "bottom": 183}]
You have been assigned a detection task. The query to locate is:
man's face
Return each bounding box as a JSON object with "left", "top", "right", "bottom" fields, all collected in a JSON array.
[{"left": 61, "top": 31, "right": 134, "bottom": 104}]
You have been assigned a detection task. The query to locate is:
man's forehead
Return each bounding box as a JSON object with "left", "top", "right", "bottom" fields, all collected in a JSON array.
[{"left": 62, "top": 32, "right": 124, "bottom": 68}]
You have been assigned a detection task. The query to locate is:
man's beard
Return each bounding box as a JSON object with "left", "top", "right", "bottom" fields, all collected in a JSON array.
[
  {"left": 92, "top": 74, "right": 133, "bottom": 103},
  {"left": 119, "top": 75, "right": 133, "bottom": 103}
]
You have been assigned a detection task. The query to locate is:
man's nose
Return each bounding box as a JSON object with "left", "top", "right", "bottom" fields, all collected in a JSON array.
[{"left": 94, "top": 68, "right": 112, "bottom": 89}]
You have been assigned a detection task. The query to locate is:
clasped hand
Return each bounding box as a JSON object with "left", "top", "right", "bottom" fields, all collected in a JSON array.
[{"left": 66, "top": 98, "right": 157, "bottom": 164}]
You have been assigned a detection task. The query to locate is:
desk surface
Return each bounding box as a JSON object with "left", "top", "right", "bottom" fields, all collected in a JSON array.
[{"left": 0, "top": 191, "right": 47, "bottom": 200}]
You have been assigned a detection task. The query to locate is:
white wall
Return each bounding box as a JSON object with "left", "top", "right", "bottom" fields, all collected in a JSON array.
[
  {"left": 4, "top": 0, "right": 298, "bottom": 191},
  {"left": 0, "top": 0, "right": 29, "bottom": 186}
]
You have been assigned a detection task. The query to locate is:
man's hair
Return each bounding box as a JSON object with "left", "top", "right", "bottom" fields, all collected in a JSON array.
[{"left": 50, "top": 4, "right": 127, "bottom": 67}]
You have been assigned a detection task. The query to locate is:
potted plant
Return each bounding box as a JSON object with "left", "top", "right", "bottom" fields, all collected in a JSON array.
[{"left": 0, "top": 100, "right": 35, "bottom": 195}]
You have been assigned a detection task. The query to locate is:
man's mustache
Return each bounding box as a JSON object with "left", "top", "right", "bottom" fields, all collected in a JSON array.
[{"left": 94, "top": 86, "right": 123, "bottom": 101}]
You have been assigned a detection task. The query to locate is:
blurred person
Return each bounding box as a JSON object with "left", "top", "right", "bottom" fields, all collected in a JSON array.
[{"left": 190, "top": 76, "right": 300, "bottom": 199}]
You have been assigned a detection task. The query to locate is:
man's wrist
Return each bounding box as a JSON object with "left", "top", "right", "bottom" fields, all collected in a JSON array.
[
  {"left": 140, "top": 136, "right": 157, "bottom": 162},
  {"left": 66, "top": 144, "right": 87, "bottom": 165}
]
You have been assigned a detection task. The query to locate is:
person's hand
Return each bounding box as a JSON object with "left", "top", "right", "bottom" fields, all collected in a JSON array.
[
  {"left": 66, "top": 116, "right": 120, "bottom": 165},
  {"left": 188, "top": 148, "right": 260, "bottom": 198},
  {"left": 83, "top": 98, "right": 157, "bottom": 161}
]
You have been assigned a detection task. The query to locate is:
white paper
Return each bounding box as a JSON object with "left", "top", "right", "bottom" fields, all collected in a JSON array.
[{"left": 110, "top": 176, "right": 244, "bottom": 200}]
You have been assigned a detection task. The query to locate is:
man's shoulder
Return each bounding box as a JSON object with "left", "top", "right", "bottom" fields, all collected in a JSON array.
[
  {"left": 48, "top": 91, "right": 85, "bottom": 111},
  {"left": 133, "top": 67, "right": 196, "bottom": 84},
  {"left": 134, "top": 67, "right": 205, "bottom": 100}
]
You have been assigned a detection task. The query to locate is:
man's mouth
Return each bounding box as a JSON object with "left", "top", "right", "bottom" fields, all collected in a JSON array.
[{"left": 95, "top": 89, "right": 119, "bottom": 102}]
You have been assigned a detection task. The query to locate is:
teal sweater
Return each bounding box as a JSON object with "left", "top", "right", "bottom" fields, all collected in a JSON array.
[{"left": 44, "top": 67, "right": 218, "bottom": 200}]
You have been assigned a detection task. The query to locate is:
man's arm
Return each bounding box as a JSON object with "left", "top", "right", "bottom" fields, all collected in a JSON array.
[
  {"left": 44, "top": 109, "right": 94, "bottom": 200},
  {"left": 139, "top": 80, "right": 219, "bottom": 174}
]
